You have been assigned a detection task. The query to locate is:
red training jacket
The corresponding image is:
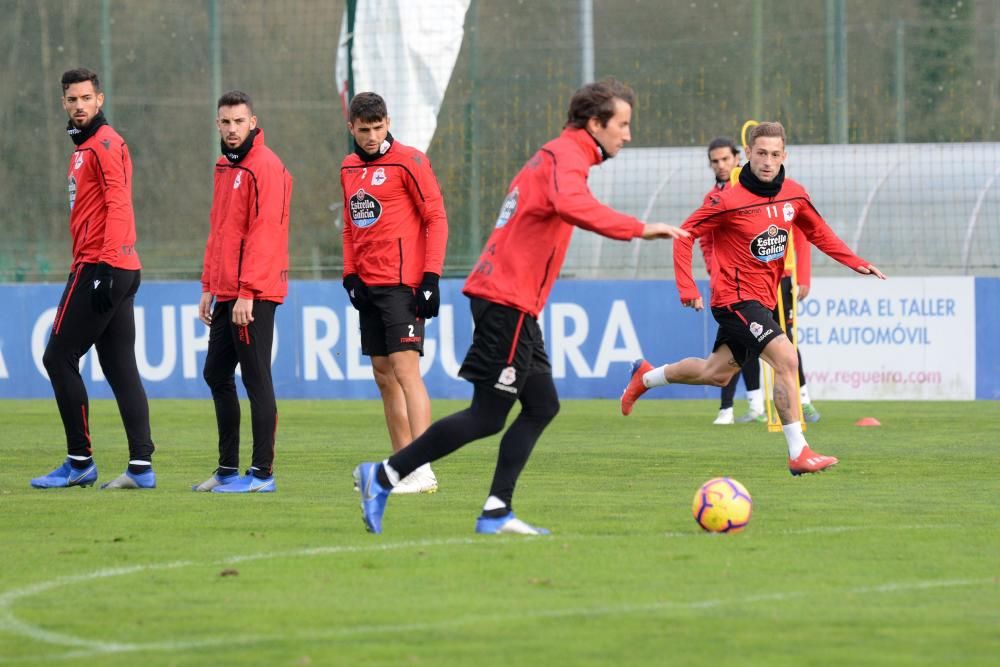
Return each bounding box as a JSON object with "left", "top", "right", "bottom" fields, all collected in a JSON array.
[
  {"left": 340, "top": 139, "right": 448, "bottom": 286},
  {"left": 464, "top": 128, "right": 645, "bottom": 317},
  {"left": 202, "top": 129, "right": 293, "bottom": 303},
  {"left": 699, "top": 181, "right": 812, "bottom": 289},
  {"left": 66, "top": 124, "right": 141, "bottom": 270},
  {"left": 676, "top": 177, "right": 865, "bottom": 310}
]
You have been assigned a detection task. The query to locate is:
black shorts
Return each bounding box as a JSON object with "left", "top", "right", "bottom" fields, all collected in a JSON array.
[
  {"left": 458, "top": 298, "right": 551, "bottom": 398},
  {"left": 711, "top": 300, "right": 785, "bottom": 366},
  {"left": 359, "top": 286, "right": 424, "bottom": 356}
]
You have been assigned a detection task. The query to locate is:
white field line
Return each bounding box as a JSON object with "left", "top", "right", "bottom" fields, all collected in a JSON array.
[{"left": 0, "top": 527, "right": 985, "bottom": 663}]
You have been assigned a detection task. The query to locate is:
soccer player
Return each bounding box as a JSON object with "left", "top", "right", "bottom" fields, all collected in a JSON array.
[
  {"left": 193, "top": 91, "right": 292, "bottom": 493},
  {"left": 31, "top": 68, "right": 157, "bottom": 490},
  {"left": 340, "top": 92, "right": 448, "bottom": 495},
  {"left": 354, "top": 79, "right": 688, "bottom": 534},
  {"left": 701, "top": 138, "right": 820, "bottom": 425},
  {"left": 700, "top": 137, "right": 759, "bottom": 425},
  {"left": 621, "top": 122, "right": 885, "bottom": 475}
]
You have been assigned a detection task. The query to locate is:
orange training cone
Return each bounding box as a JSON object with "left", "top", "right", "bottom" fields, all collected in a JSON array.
[{"left": 855, "top": 417, "right": 881, "bottom": 427}]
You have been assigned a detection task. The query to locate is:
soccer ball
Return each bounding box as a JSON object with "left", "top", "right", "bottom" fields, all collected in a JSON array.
[{"left": 692, "top": 477, "right": 752, "bottom": 533}]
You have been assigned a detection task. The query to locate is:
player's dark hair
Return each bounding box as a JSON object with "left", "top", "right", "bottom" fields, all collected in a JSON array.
[
  {"left": 61, "top": 68, "right": 100, "bottom": 93},
  {"left": 747, "top": 122, "right": 786, "bottom": 148},
  {"left": 349, "top": 92, "right": 388, "bottom": 124},
  {"left": 707, "top": 137, "right": 739, "bottom": 157},
  {"left": 217, "top": 90, "right": 254, "bottom": 114},
  {"left": 565, "top": 78, "right": 635, "bottom": 129}
]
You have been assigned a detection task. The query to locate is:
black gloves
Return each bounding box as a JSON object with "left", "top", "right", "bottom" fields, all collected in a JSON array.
[
  {"left": 414, "top": 272, "right": 440, "bottom": 319},
  {"left": 343, "top": 273, "right": 372, "bottom": 311},
  {"left": 91, "top": 262, "right": 114, "bottom": 314}
]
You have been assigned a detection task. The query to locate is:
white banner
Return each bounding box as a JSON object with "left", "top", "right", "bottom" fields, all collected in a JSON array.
[
  {"left": 797, "top": 277, "right": 975, "bottom": 400},
  {"left": 336, "top": 0, "right": 471, "bottom": 153}
]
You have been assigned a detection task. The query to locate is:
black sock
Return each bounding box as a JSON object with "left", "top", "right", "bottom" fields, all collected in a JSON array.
[
  {"left": 482, "top": 507, "right": 510, "bottom": 519},
  {"left": 387, "top": 387, "right": 513, "bottom": 478},
  {"left": 68, "top": 457, "right": 93, "bottom": 470},
  {"left": 376, "top": 465, "right": 391, "bottom": 488},
  {"left": 127, "top": 462, "right": 151, "bottom": 475},
  {"left": 217, "top": 466, "right": 239, "bottom": 477}
]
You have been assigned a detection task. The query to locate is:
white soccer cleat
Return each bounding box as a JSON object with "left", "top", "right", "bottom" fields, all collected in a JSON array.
[
  {"left": 475, "top": 512, "right": 550, "bottom": 535},
  {"left": 713, "top": 407, "right": 734, "bottom": 425},
  {"left": 391, "top": 463, "right": 439, "bottom": 495},
  {"left": 192, "top": 471, "right": 239, "bottom": 492}
]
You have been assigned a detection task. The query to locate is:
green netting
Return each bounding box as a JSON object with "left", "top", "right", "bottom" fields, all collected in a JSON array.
[{"left": 1, "top": 0, "right": 997, "bottom": 282}]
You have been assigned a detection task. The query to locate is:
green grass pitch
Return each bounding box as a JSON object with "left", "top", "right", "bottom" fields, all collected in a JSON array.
[{"left": 0, "top": 398, "right": 997, "bottom": 666}]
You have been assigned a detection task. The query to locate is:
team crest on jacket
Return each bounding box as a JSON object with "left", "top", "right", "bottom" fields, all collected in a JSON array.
[
  {"left": 494, "top": 187, "right": 518, "bottom": 228},
  {"left": 371, "top": 167, "right": 387, "bottom": 186},
  {"left": 68, "top": 175, "right": 77, "bottom": 211},
  {"left": 233, "top": 171, "right": 242, "bottom": 190},
  {"left": 782, "top": 202, "right": 795, "bottom": 222},
  {"left": 350, "top": 188, "right": 382, "bottom": 228},
  {"left": 73, "top": 152, "right": 84, "bottom": 170},
  {"left": 750, "top": 224, "right": 788, "bottom": 263}
]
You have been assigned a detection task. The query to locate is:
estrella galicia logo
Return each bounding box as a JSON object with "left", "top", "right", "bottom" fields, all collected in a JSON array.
[
  {"left": 350, "top": 188, "right": 382, "bottom": 228},
  {"left": 494, "top": 187, "right": 518, "bottom": 228},
  {"left": 750, "top": 224, "right": 788, "bottom": 262}
]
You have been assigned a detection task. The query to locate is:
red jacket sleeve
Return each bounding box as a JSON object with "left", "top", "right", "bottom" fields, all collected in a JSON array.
[
  {"left": 200, "top": 217, "right": 215, "bottom": 292},
  {"left": 341, "top": 171, "right": 357, "bottom": 278},
  {"left": 407, "top": 154, "right": 448, "bottom": 276},
  {"left": 699, "top": 233, "right": 715, "bottom": 278},
  {"left": 674, "top": 199, "right": 727, "bottom": 303},
  {"left": 794, "top": 198, "right": 869, "bottom": 273},
  {"left": 239, "top": 160, "right": 291, "bottom": 299},
  {"left": 93, "top": 141, "right": 136, "bottom": 265},
  {"left": 548, "top": 145, "right": 645, "bottom": 240}
]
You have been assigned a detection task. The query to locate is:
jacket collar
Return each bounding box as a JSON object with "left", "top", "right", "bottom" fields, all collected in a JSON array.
[
  {"left": 67, "top": 110, "right": 108, "bottom": 146},
  {"left": 561, "top": 127, "right": 606, "bottom": 165},
  {"left": 353, "top": 132, "right": 395, "bottom": 163},
  {"left": 221, "top": 127, "right": 263, "bottom": 164}
]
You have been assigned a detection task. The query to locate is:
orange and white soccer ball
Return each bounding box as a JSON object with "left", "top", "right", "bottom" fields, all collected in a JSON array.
[{"left": 692, "top": 477, "right": 752, "bottom": 533}]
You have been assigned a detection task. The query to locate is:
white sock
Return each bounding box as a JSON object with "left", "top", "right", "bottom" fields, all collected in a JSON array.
[
  {"left": 483, "top": 495, "right": 507, "bottom": 512},
  {"left": 381, "top": 460, "right": 400, "bottom": 487},
  {"left": 68, "top": 455, "right": 92, "bottom": 462},
  {"left": 747, "top": 389, "right": 764, "bottom": 413},
  {"left": 643, "top": 365, "right": 670, "bottom": 388},
  {"left": 800, "top": 385, "right": 812, "bottom": 405},
  {"left": 128, "top": 460, "right": 151, "bottom": 467},
  {"left": 782, "top": 422, "right": 808, "bottom": 459}
]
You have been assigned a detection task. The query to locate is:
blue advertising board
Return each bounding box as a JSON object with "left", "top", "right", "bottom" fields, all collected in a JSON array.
[{"left": 1, "top": 278, "right": 996, "bottom": 399}]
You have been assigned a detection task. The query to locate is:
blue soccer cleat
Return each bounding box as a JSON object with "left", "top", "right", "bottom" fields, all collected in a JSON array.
[
  {"left": 100, "top": 468, "right": 156, "bottom": 489},
  {"left": 30, "top": 458, "right": 98, "bottom": 489},
  {"left": 192, "top": 470, "right": 240, "bottom": 492},
  {"left": 475, "top": 511, "right": 550, "bottom": 535},
  {"left": 211, "top": 473, "right": 276, "bottom": 493},
  {"left": 353, "top": 462, "right": 390, "bottom": 534}
]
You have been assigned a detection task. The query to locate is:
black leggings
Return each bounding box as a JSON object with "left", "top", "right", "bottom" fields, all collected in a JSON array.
[
  {"left": 388, "top": 373, "right": 560, "bottom": 508},
  {"left": 43, "top": 264, "right": 154, "bottom": 460},
  {"left": 203, "top": 299, "right": 278, "bottom": 475}
]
